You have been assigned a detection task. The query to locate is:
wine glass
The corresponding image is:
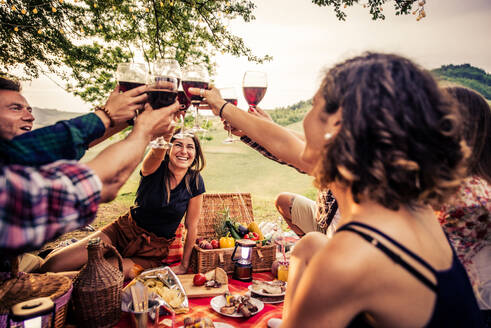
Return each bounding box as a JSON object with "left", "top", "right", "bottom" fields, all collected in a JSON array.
[
  {"left": 173, "top": 86, "right": 194, "bottom": 139},
  {"left": 116, "top": 63, "right": 147, "bottom": 92},
  {"left": 220, "top": 87, "right": 239, "bottom": 144},
  {"left": 182, "top": 65, "right": 210, "bottom": 134},
  {"left": 243, "top": 71, "right": 267, "bottom": 111},
  {"left": 116, "top": 62, "right": 148, "bottom": 125},
  {"left": 147, "top": 60, "right": 180, "bottom": 149}
]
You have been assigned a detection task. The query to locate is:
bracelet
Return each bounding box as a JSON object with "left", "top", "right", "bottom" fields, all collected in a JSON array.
[
  {"left": 219, "top": 102, "right": 229, "bottom": 119},
  {"left": 94, "top": 106, "right": 114, "bottom": 127}
]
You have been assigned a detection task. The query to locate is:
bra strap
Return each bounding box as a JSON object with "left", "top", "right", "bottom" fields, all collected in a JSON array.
[{"left": 338, "top": 225, "right": 437, "bottom": 292}]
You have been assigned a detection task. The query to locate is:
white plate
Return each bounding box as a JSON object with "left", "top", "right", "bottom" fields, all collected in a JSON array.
[
  {"left": 247, "top": 284, "right": 285, "bottom": 297},
  {"left": 210, "top": 295, "right": 264, "bottom": 318},
  {"left": 178, "top": 323, "right": 234, "bottom": 328},
  {"left": 245, "top": 291, "right": 284, "bottom": 304}
]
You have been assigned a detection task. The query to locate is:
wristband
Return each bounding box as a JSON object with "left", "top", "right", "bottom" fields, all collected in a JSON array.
[
  {"left": 219, "top": 102, "right": 229, "bottom": 119},
  {"left": 94, "top": 106, "right": 115, "bottom": 127}
]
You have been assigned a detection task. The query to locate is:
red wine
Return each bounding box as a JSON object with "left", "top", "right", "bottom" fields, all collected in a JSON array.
[
  {"left": 224, "top": 98, "right": 238, "bottom": 106},
  {"left": 119, "top": 81, "right": 145, "bottom": 92},
  {"left": 147, "top": 89, "right": 177, "bottom": 109},
  {"left": 182, "top": 81, "right": 209, "bottom": 102},
  {"left": 243, "top": 87, "right": 267, "bottom": 107},
  {"left": 154, "top": 76, "right": 179, "bottom": 91},
  {"left": 178, "top": 91, "right": 191, "bottom": 111}
]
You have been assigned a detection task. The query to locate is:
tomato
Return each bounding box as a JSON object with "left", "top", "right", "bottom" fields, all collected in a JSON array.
[
  {"left": 243, "top": 234, "right": 250, "bottom": 239},
  {"left": 193, "top": 273, "right": 207, "bottom": 286},
  {"left": 210, "top": 239, "right": 219, "bottom": 249}
]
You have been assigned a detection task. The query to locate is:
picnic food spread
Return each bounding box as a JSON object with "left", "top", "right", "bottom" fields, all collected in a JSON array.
[
  {"left": 131, "top": 267, "right": 189, "bottom": 313},
  {"left": 219, "top": 292, "right": 259, "bottom": 318}
]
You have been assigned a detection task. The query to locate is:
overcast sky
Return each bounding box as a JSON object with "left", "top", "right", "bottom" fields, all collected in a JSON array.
[{"left": 21, "top": 0, "right": 491, "bottom": 112}]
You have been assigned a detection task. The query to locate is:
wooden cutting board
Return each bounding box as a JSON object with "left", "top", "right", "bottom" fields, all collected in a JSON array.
[{"left": 178, "top": 274, "right": 229, "bottom": 298}]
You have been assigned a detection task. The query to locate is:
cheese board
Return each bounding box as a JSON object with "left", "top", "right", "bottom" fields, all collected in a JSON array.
[{"left": 178, "top": 274, "right": 229, "bottom": 298}]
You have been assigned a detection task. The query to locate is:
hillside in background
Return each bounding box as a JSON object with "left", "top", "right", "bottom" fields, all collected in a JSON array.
[
  {"left": 32, "top": 107, "right": 81, "bottom": 128},
  {"left": 432, "top": 64, "right": 491, "bottom": 100}
]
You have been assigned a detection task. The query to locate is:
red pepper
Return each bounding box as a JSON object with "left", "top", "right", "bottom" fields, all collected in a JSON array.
[{"left": 243, "top": 234, "right": 250, "bottom": 239}]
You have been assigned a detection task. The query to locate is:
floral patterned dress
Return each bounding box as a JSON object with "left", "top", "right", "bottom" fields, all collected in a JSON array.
[{"left": 437, "top": 175, "right": 491, "bottom": 309}]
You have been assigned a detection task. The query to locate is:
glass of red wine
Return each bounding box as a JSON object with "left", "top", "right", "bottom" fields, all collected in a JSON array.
[
  {"left": 116, "top": 63, "right": 147, "bottom": 92},
  {"left": 220, "top": 87, "right": 239, "bottom": 144},
  {"left": 182, "top": 65, "right": 210, "bottom": 134},
  {"left": 116, "top": 62, "right": 148, "bottom": 125},
  {"left": 148, "top": 60, "right": 180, "bottom": 149},
  {"left": 243, "top": 71, "right": 267, "bottom": 111}
]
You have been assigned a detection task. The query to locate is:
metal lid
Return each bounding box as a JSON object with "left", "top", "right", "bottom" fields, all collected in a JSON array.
[{"left": 236, "top": 239, "right": 256, "bottom": 247}]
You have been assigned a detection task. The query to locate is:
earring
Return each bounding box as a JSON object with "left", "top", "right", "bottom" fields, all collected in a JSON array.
[{"left": 324, "top": 132, "right": 333, "bottom": 140}]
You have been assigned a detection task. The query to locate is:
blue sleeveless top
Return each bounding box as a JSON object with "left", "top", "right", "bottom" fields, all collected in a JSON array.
[{"left": 338, "top": 221, "right": 483, "bottom": 327}]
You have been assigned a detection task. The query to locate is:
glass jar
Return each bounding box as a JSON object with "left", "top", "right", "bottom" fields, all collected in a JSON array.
[{"left": 277, "top": 260, "right": 289, "bottom": 282}]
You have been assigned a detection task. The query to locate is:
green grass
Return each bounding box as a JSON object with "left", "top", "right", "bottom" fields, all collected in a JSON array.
[{"left": 80, "top": 117, "right": 316, "bottom": 222}]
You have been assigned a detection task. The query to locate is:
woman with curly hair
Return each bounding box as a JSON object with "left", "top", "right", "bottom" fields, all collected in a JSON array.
[
  {"left": 191, "top": 53, "right": 482, "bottom": 327},
  {"left": 439, "top": 86, "right": 490, "bottom": 323}
]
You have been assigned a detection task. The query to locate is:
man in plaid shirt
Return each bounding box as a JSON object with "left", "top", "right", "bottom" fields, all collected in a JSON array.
[{"left": 0, "top": 76, "right": 179, "bottom": 256}]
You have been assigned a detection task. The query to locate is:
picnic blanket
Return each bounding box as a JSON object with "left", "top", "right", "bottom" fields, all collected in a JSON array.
[{"left": 114, "top": 272, "right": 283, "bottom": 328}]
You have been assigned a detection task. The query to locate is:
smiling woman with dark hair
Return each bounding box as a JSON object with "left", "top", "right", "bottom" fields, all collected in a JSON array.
[
  {"left": 192, "top": 52, "right": 483, "bottom": 327},
  {"left": 41, "top": 130, "right": 206, "bottom": 279}
]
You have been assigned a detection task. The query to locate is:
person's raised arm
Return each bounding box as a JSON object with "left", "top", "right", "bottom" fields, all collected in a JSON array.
[
  {"left": 190, "top": 87, "right": 313, "bottom": 174},
  {"left": 86, "top": 102, "right": 179, "bottom": 202},
  {"left": 89, "top": 84, "right": 149, "bottom": 147}
]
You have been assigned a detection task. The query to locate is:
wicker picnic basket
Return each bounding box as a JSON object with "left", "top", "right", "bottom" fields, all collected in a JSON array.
[
  {"left": 0, "top": 257, "right": 72, "bottom": 328},
  {"left": 189, "top": 193, "right": 276, "bottom": 274}
]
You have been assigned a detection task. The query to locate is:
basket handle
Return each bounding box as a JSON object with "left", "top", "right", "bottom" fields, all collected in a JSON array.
[
  {"left": 256, "top": 249, "right": 264, "bottom": 261},
  {"left": 103, "top": 243, "right": 124, "bottom": 273}
]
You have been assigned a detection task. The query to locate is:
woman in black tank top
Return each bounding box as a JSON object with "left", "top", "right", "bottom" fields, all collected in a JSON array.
[{"left": 265, "top": 53, "right": 483, "bottom": 327}]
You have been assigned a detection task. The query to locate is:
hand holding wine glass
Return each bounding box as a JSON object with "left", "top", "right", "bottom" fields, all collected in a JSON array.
[{"left": 102, "top": 84, "right": 148, "bottom": 126}]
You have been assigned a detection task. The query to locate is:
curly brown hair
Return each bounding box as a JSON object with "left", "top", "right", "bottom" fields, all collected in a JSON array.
[{"left": 314, "top": 53, "right": 468, "bottom": 210}]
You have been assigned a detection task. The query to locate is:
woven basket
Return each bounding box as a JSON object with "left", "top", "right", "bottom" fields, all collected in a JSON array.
[
  {"left": 72, "top": 238, "right": 124, "bottom": 328},
  {"left": 189, "top": 193, "right": 276, "bottom": 274},
  {"left": 0, "top": 256, "right": 72, "bottom": 328}
]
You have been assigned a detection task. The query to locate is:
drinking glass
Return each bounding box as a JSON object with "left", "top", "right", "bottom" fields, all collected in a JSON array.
[
  {"left": 243, "top": 71, "right": 267, "bottom": 110},
  {"left": 147, "top": 60, "right": 180, "bottom": 149},
  {"left": 182, "top": 65, "right": 210, "bottom": 134},
  {"left": 116, "top": 63, "right": 147, "bottom": 92},
  {"left": 116, "top": 63, "right": 148, "bottom": 125},
  {"left": 220, "top": 87, "right": 239, "bottom": 144},
  {"left": 173, "top": 87, "right": 194, "bottom": 139}
]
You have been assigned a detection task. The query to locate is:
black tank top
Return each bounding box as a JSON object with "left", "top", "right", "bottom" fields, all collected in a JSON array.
[{"left": 337, "top": 221, "right": 483, "bottom": 327}]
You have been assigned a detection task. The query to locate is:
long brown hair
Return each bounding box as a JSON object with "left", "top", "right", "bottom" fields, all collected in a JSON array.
[
  {"left": 446, "top": 86, "right": 491, "bottom": 183},
  {"left": 314, "top": 53, "right": 468, "bottom": 210},
  {"left": 161, "top": 131, "right": 206, "bottom": 203}
]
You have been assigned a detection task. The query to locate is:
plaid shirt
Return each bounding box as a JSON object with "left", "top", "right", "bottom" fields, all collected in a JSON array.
[
  {"left": 0, "top": 113, "right": 105, "bottom": 166},
  {"left": 240, "top": 135, "right": 339, "bottom": 233},
  {"left": 0, "top": 160, "right": 102, "bottom": 255}
]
